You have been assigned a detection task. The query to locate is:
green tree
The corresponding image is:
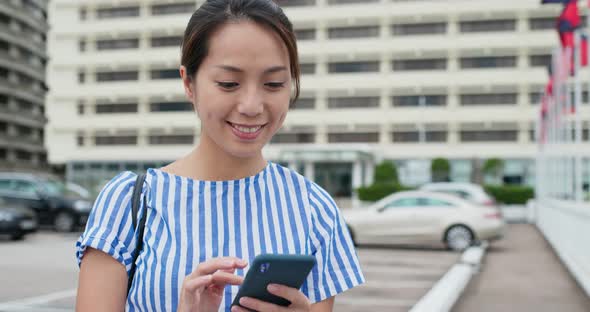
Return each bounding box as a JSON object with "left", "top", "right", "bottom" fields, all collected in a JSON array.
[
  {"left": 373, "top": 161, "right": 399, "bottom": 184},
  {"left": 431, "top": 158, "right": 451, "bottom": 182},
  {"left": 483, "top": 158, "right": 504, "bottom": 185}
]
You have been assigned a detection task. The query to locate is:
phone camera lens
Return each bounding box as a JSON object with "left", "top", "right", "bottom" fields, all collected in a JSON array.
[{"left": 259, "top": 263, "right": 270, "bottom": 273}]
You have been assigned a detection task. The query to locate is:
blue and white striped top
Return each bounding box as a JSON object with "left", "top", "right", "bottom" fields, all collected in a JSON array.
[{"left": 76, "top": 161, "right": 365, "bottom": 311}]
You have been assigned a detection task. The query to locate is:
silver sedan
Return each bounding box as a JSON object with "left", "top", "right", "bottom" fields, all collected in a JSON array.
[{"left": 343, "top": 190, "right": 505, "bottom": 251}]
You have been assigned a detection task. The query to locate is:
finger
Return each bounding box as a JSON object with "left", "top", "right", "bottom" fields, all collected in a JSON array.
[
  {"left": 211, "top": 271, "right": 245, "bottom": 286},
  {"left": 267, "top": 284, "right": 308, "bottom": 307},
  {"left": 183, "top": 274, "right": 213, "bottom": 292},
  {"left": 239, "top": 297, "right": 288, "bottom": 312},
  {"left": 230, "top": 305, "right": 250, "bottom": 312},
  {"left": 194, "top": 257, "right": 248, "bottom": 276}
]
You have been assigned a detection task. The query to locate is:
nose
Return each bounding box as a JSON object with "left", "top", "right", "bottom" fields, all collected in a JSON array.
[{"left": 237, "top": 85, "right": 264, "bottom": 117}]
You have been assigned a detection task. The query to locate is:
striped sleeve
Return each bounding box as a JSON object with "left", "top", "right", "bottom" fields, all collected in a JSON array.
[
  {"left": 75, "top": 171, "right": 147, "bottom": 275},
  {"left": 303, "top": 181, "right": 365, "bottom": 303}
]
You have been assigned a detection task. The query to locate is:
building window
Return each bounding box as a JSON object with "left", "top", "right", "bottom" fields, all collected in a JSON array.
[
  {"left": 94, "top": 135, "right": 137, "bottom": 146},
  {"left": 150, "top": 69, "right": 180, "bottom": 80},
  {"left": 529, "top": 17, "right": 554, "bottom": 30},
  {"left": 96, "top": 38, "right": 139, "bottom": 50},
  {"left": 96, "top": 71, "right": 139, "bottom": 82},
  {"left": 529, "top": 54, "right": 552, "bottom": 67},
  {"left": 77, "top": 103, "right": 85, "bottom": 115},
  {"left": 460, "top": 93, "right": 517, "bottom": 106},
  {"left": 77, "top": 135, "right": 84, "bottom": 146},
  {"left": 392, "top": 95, "right": 447, "bottom": 107},
  {"left": 292, "top": 98, "right": 315, "bottom": 109},
  {"left": 78, "top": 71, "right": 85, "bottom": 83},
  {"left": 149, "top": 135, "right": 194, "bottom": 145},
  {"left": 459, "top": 19, "right": 516, "bottom": 32},
  {"left": 392, "top": 131, "right": 419, "bottom": 143},
  {"left": 151, "top": 3, "right": 196, "bottom": 15},
  {"left": 79, "top": 40, "right": 86, "bottom": 52},
  {"left": 460, "top": 56, "right": 517, "bottom": 68},
  {"left": 460, "top": 130, "right": 518, "bottom": 142},
  {"left": 271, "top": 133, "right": 315, "bottom": 144},
  {"left": 328, "top": 26, "right": 379, "bottom": 39},
  {"left": 300, "top": 63, "right": 315, "bottom": 75},
  {"left": 151, "top": 35, "right": 182, "bottom": 47},
  {"left": 392, "top": 22, "right": 447, "bottom": 36},
  {"left": 328, "top": 132, "right": 379, "bottom": 143},
  {"left": 569, "top": 90, "right": 589, "bottom": 103},
  {"left": 79, "top": 8, "right": 87, "bottom": 21},
  {"left": 328, "top": 96, "right": 379, "bottom": 109},
  {"left": 274, "top": 0, "right": 316, "bottom": 7},
  {"left": 295, "top": 29, "right": 316, "bottom": 40},
  {"left": 393, "top": 59, "right": 447, "bottom": 71},
  {"left": 391, "top": 129, "right": 448, "bottom": 143},
  {"left": 328, "top": 61, "right": 379, "bottom": 73},
  {"left": 96, "top": 6, "right": 140, "bottom": 19},
  {"left": 16, "top": 150, "right": 32, "bottom": 161},
  {"left": 529, "top": 92, "right": 542, "bottom": 105},
  {"left": 150, "top": 101, "right": 193, "bottom": 112},
  {"left": 95, "top": 103, "right": 138, "bottom": 114}
]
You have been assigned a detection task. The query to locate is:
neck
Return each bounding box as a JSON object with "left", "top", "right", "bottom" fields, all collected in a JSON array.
[{"left": 183, "top": 133, "right": 267, "bottom": 181}]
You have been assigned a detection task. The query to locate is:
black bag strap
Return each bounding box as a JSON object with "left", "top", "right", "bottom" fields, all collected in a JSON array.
[{"left": 127, "top": 173, "right": 147, "bottom": 296}]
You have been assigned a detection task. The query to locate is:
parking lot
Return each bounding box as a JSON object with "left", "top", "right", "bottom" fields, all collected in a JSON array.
[{"left": 0, "top": 231, "right": 460, "bottom": 312}]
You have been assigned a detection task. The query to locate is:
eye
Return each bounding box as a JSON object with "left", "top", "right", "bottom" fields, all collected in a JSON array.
[
  {"left": 216, "top": 81, "right": 239, "bottom": 89},
  {"left": 265, "top": 82, "right": 285, "bottom": 89}
]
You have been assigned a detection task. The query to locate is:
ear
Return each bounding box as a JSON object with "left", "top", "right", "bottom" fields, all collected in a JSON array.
[{"left": 180, "top": 65, "right": 196, "bottom": 101}]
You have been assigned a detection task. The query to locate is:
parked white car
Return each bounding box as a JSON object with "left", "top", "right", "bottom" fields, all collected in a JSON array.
[
  {"left": 420, "top": 182, "right": 497, "bottom": 207},
  {"left": 343, "top": 191, "right": 505, "bottom": 251}
]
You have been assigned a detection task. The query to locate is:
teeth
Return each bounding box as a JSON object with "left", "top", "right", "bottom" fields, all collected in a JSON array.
[{"left": 232, "top": 124, "right": 262, "bottom": 133}]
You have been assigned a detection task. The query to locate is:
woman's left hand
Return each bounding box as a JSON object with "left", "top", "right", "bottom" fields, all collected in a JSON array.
[{"left": 231, "top": 284, "right": 311, "bottom": 312}]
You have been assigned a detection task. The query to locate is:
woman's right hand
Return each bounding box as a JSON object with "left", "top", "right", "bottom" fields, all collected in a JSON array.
[{"left": 177, "top": 257, "right": 248, "bottom": 312}]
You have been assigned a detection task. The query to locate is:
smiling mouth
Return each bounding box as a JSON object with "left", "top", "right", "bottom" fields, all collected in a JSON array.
[{"left": 227, "top": 122, "right": 267, "bottom": 133}]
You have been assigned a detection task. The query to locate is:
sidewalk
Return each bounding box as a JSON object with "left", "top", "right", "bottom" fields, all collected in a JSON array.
[{"left": 453, "top": 224, "right": 590, "bottom": 312}]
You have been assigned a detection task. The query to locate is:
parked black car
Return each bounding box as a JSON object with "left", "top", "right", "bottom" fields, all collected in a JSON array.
[
  {"left": 0, "top": 173, "right": 93, "bottom": 232},
  {"left": 0, "top": 197, "right": 38, "bottom": 240}
]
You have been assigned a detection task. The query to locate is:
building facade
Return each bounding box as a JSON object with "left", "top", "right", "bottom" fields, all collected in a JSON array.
[
  {"left": 47, "top": 0, "right": 590, "bottom": 197},
  {"left": 0, "top": 0, "right": 48, "bottom": 172}
]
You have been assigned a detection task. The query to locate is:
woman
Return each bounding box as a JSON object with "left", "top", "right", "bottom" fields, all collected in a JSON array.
[{"left": 75, "top": 1, "right": 364, "bottom": 311}]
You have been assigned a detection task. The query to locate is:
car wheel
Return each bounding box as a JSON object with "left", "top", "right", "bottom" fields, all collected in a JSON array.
[
  {"left": 445, "top": 225, "right": 474, "bottom": 251},
  {"left": 54, "top": 212, "right": 75, "bottom": 232},
  {"left": 10, "top": 233, "right": 24, "bottom": 241}
]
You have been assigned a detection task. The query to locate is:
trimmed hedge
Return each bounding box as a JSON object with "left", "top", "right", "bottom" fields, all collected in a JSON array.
[
  {"left": 357, "top": 183, "right": 412, "bottom": 202},
  {"left": 484, "top": 185, "right": 535, "bottom": 205}
]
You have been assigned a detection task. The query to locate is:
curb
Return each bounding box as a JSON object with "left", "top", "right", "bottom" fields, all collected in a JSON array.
[{"left": 409, "top": 242, "right": 489, "bottom": 312}]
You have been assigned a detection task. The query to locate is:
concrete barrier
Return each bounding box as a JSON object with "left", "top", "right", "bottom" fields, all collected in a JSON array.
[
  {"left": 536, "top": 199, "right": 590, "bottom": 297},
  {"left": 409, "top": 242, "right": 488, "bottom": 312}
]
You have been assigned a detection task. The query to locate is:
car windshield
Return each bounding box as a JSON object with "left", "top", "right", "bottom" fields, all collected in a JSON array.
[{"left": 40, "top": 178, "right": 89, "bottom": 198}]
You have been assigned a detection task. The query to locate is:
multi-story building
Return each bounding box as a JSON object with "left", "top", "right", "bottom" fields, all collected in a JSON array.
[
  {"left": 0, "top": 0, "right": 48, "bottom": 172},
  {"left": 47, "top": 0, "right": 590, "bottom": 198}
]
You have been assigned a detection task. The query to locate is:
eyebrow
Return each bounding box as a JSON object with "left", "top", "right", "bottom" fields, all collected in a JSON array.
[{"left": 215, "top": 65, "right": 288, "bottom": 74}]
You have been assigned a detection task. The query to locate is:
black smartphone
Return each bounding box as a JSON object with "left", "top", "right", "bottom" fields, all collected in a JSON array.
[{"left": 231, "top": 254, "right": 316, "bottom": 310}]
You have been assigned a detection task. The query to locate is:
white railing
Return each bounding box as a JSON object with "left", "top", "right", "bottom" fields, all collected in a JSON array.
[
  {"left": 533, "top": 199, "right": 590, "bottom": 296},
  {"left": 534, "top": 29, "right": 590, "bottom": 297}
]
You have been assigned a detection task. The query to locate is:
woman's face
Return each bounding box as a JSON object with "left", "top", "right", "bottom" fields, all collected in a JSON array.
[{"left": 181, "top": 20, "right": 292, "bottom": 159}]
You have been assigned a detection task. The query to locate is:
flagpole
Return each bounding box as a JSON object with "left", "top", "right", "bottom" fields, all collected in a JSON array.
[
  {"left": 552, "top": 48, "right": 559, "bottom": 199},
  {"left": 574, "top": 30, "right": 583, "bottom": 202}
]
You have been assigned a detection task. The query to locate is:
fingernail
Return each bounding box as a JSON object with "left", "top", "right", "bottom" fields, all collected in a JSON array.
[
  {"left": 239, "top": 297, "right": 249, "bottom": 305},
  {"left": 267, "top": 284, "right": 279, "bottom": 292},
  {"left": 238, "top": 259, "right": 248, "bottom": 266}
]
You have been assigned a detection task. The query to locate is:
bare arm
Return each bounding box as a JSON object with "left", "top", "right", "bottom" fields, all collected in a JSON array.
[
  {"left": 311, "top": 296, "right": 335, "bottom": 312},
  {"left": 76, "top": 247, "right": 127, "bottom": 312}
]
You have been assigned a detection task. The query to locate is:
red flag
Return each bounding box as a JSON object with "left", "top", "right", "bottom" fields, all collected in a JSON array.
[{"left": 557, "top": 1, "right": 579, "bottom": 48}]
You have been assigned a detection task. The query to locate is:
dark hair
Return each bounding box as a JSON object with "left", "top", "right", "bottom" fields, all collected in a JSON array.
[{"left": 181, "top": 0, "right": 300, "bottom": 104}]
